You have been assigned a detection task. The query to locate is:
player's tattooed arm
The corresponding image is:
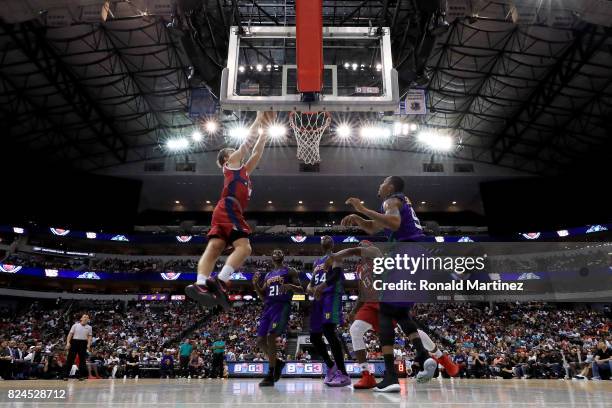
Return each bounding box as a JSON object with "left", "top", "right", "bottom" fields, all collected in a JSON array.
[
  {"left": 324, "top": 247, "right": 362, "bottom": 269},
  {"left": 348, "top": 300, "right": 364, "bottom": 321}
]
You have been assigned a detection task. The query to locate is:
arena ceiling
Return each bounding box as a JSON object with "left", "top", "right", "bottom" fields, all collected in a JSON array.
[{"left": 1, "top": 1, "right": 612, "bottom": 176}]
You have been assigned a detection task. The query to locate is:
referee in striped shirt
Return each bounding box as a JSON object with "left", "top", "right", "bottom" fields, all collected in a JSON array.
[{"left": 63, "top": 314, "right": 92, "bottom": 381}]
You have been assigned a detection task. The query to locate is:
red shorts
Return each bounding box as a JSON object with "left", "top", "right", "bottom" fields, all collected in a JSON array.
[
  {"left": 355, "top": 302, "right": 380, "bottom": 332},
  {"left": 208, "top": 198, "right": 251, "bottom": 243}
]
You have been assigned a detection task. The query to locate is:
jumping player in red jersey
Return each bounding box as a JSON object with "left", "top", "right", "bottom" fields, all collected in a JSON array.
[{"left": 186, "top": 111, "right": 275, "bottom": 310}]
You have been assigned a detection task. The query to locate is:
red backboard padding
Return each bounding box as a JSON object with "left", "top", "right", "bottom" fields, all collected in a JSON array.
[{"left": 295, "top": 0, "right": 323, "bottom": 93}]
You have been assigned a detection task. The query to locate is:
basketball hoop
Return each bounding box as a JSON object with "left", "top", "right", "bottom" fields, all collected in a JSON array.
[{"left": 289, "top": 111, "right": 331, "bottom": 165}]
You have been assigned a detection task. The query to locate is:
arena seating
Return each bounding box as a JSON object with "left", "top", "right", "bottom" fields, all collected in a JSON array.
[{"left": 1, "top": 299, "right": 609, "bottom": 380}]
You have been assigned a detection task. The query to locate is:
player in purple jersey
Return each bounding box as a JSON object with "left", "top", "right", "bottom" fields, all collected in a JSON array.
[
  {"left": 340, "top": 176, "right": 424, "bottom": 242},
  {"left": 253, "top": 249, "right": 302, "bottom": 387},
  {"left": 306, "top": 236, "right": 351, "bottom": 387},
  {"left": 341, "top": 176, "right": 429, "bottom": 392}
]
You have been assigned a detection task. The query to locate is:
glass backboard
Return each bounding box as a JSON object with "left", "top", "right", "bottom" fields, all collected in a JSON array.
[{"left": 220, "top": 26, "right": 399, "bottom": 113}]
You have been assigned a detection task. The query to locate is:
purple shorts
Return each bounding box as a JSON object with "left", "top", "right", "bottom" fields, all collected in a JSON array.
[
  {"left": 309, "top": 294, "right": 343, "bottom": 333},
  {"left": 257, "top": 302, "right": 291, "bottom": 337}
]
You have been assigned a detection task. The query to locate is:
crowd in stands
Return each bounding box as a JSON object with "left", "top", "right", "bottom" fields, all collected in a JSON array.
[
  {"left": 89, "top": 258, "right": 163, "bottom": 273},
  {"left": 3, "top": 253, "right": 88, "bottom": 271},
  {"left": 1, "top": 297, "right": 610, "bottom": 381},
  {"left": 487, "top": 249, "right": 609, "bottom": 274},
  {"left": 1, "top": 252, "right": 318, "bottom": 274},
  {"left": 401, "top": 302, "right": 611, "bottom": 379}
]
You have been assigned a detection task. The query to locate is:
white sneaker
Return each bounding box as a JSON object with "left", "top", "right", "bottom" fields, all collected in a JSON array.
[
  {"left": 135, "top": 375, "right": 139, "bottom": 379},
  {"left": 188, "top": 375, "right": 191, "bottom": 379},
  {"left": 123, "top": 375, "right": 127, "bottom": 379},
  {"left": 416, "top": 358, "right": 437, "bottom": 383}
]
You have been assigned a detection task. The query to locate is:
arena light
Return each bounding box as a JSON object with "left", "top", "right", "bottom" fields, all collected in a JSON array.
[
  {"left": 166, "top": 137, "right": 190, "bottom": 151},
  {"left": 417, "top": 130, "right": 453, "bottom": 151},
  {"left": 410, "top": 123, "right": 418, "bottom": 131},
  {"left": 375, "top": 63, "right": 382, "bottom": 71},
  {"left": 298, "top": 200, "right": 303, "bottom": 204},
  {"left": 336, "top": 123, "right": 352, "bottom": 139},
  {"left": 175, "top": 200, "right": 180, "bottom": 204},
  {"left": 421, "top": 201, "right": 426, "bottom": 204},
  {"left": 256, "top": 64, "right": 263, "bottom": 72},
  {"left": 205, "top": 200, "right": 211, "bottom": 204},
  {"left": 452, "top": 201, "right": 457, "bottom": 205},
  {"left": 402, "top": 123, "right": 410, "bottom": 135},
  {"left": 228, "top": 125, "right": 249, "bottom": 143},
  {"left": 268, "top": 123, "right": 287, "bottom": 139},
  {"left": 205, "top": 120, "right": 218, "bottom": 134},
  {"left": 352, "top": 63, "right": 358, "bottom": 71},
  {"left": 393, "top": 121, "right": 402, "bottom": 136},
  {"left": 191, "top": 130, "right": 203, "bottom": 142},
  {"left": 238, "top": 66, "right": 245, "bottom": 73},
  {"left": 344, "top": 62, "right": 350, "bottom": 69},
  {"left": 360, "top": 125, "right": 391, "bottom": 141}
]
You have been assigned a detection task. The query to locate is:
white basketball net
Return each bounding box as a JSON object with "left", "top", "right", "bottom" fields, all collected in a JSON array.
[{"left": 289, "top": 111, "right": 332, "bottom": 165}]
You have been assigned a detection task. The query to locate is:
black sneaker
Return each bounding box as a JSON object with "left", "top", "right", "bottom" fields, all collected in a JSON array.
[
  {"left": 273, "top": 359, "right": 286, "bottom": 382},
  {"left": 185, "top": 283, "right": 218, "bottom": 308},
  {"left": 208, "top": 278, "right": 231, "bottom": 311},
  {"left": 259, "top": 375, "right": 275, "bottom": 387},
  {"left": 185, "top": 278, "right": 230, "bottom": 310},
  {"left": 373, "top": 376, "right": 400, "bottom": 393}
]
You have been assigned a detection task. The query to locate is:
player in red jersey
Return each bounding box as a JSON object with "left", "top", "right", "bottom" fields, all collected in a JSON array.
[
  {"left": 186, "top": 111, "right": 275, "bottom": 310},
  {"left": 327, "top": 241, "right": 458, "bottom": 390}
]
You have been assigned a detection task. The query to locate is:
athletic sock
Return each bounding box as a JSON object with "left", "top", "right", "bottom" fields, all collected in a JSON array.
[
  {"left": 383, "top": 354, "right": 396, "bottom": 379},
  {"left": 417, "top": 329, "right": 443, "bottom": 358},
  {"left": 196, "top": 275, "right": 208, "bottom": 285},
  {"left": 417, "top": 329, "right": 436, "bottom": 351},
  {"left": 218, "top": 265, "right": 234, "bottom": 282}
]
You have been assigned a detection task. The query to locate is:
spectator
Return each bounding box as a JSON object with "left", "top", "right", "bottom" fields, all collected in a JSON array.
[
  {"left": 105, "top": 352, "right": 120, "bottom": 379},
  {"left": 0, "top": 340, "right": 13, "bottom": 380},
  {"left": 211, "top": 338, "right": 225, "bottom": 379},
  {"left": 178, "top": 339, "right": 193, "bottom": 378},
  {"left": 160, "top": 350, "right": 174, "bottom": 378},
  {"left": 592, "top": 341, "right": 612, "bottom": 380},
  {"left": 188, "top": 351, "right": 203, "bottom": 378},
  {"left": 24, "top": 344, "right": 45, "bottom": 379},
  {"left": 125, "top": 350, "right": 140, "bottom": 379}
]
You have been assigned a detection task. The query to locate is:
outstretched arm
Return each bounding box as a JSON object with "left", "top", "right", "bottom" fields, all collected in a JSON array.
[
  {"left": 340, "top": 214, "right": 383, "bottom": 235},
  {"left": 345, "top": 197, "right": 402, "bottom": 231},
  {"left": 226, "top": 111, "right": 276, "bottom": 169},
  {"left": 244, "top": 129, "right": 267, "bottom": 174}
]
